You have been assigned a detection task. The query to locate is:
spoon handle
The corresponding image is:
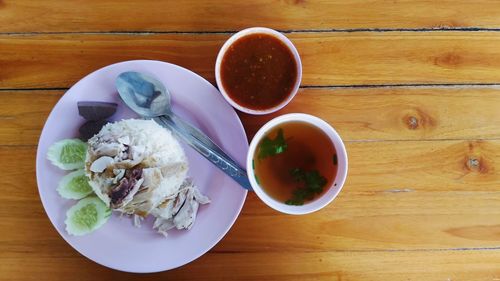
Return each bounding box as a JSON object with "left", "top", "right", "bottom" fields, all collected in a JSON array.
[{"left": 153, "top": 116, "right": 252, "bottom": 191}]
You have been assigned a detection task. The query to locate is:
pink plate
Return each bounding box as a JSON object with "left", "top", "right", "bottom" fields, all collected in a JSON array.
[{"left": 36, "top": 60, "right": 248, "bottom": 273}]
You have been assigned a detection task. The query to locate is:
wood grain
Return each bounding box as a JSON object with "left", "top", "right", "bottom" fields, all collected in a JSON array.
[
  {"left": 2, "top": 144, "right": 500, "bottom": 280},
  {"left": 4, "top": 139, "right": 500, "bottom": 253},
  {"left": 3, "top": 0, "right": 500, "bottom": 32},
  {"left": 240, "top": 86, "right": 500, "bottom": 141},
  {"left": 0, "top": 91, "right": 60, "bottom": 146},
  {"left": 3, "top": 1, "right": 500, "bottom": 279},
  {"left": 2, "top": 250, "right": 500, "bottom": 281},
  {"left": 4, "top": 32, "right": 500, "bottom": 89},
  {"left": 3, "top": 87, "right": 500, "bottom": 146}
]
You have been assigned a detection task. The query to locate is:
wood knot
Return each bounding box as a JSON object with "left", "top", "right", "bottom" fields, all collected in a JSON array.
[
  {"left": 433, "top": 52, "right": 462, "bottom": 67},
  {"left": 286, "top": 0, "right": 306, "bottom": 4},
  {"left": 403, "top": 108, "right": 435, "bottom": 130},
  {"left": 433, "top": 21, "right": 464, "bottom": 29},
  {"left": 467, "top": 157, "right": 480, "bottom": 169},
  {"left": 464, "top": 156, "right": 489, "bottom": 174},
  {"left": 406, "top": 116, "right": 419, "bottom": 130}
]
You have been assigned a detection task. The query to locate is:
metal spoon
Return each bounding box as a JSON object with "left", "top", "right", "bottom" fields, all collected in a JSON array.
[{"left": 116, "top": 71, "right": 252, "bottom": 190}]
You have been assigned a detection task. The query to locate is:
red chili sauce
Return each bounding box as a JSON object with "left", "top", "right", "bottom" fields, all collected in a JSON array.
[{"left": 220, "top": 33, "right": 298, "bottom": 110}]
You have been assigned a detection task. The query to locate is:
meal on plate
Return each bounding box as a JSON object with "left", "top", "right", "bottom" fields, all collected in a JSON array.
[
  {"left": 47, "top": 102, "right": 210, "bottom": 237},
  {"left": 252, "top": 121, "right": 337, "bottom": 205}
]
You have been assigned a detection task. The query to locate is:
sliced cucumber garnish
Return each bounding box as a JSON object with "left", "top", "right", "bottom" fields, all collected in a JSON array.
[
  {"left": 65, "top": 196, "right": 111, "bottom": 236},
  {"left": 57, "top": 169, "right": 93, "bottom": 200},
  {"left": 47, "top": 139, "right": 87, "bottom": 170}
]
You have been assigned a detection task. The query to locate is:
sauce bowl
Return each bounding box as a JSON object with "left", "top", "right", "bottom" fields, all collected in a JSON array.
[
  {"left": 215, "top": 27, "right": 302, "bottom": 115},
  {"left": 246, "top": 113, "right": 348, "bottom": 214}
]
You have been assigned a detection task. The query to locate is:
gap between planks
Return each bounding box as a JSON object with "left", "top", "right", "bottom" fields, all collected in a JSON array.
[
  {"left": 7, "top": 138, "right": 500, "bottom": 147},
  {"left": 210, "top": 246, "right": 500, "bottom": 254},
  {"left": 3, "top": 83, "right": 500, "bottom": 92},
  {"left": 6, "top": 27, "right": 500, "bottom": 36}
]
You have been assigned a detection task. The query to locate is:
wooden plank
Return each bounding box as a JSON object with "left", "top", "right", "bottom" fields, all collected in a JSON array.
[
  {"left": 5, "top": 190, "right": 500, "bottom": 253},
  {"left": 4, "top": 139, "right": 500, "bottom": 252},
  {"left": 1, "top": 248, "right": 500, "bottom": 280},
  {"left": 240, "top": 86, "right": 500, "bottom": 141},
  {"left": 3, "top": 1, "right": 500, "bottom": 32},
  {"left": 0, "top": 91, "right": 61, "bottom": 146},
  {"left": 3, "top": 87, "right": 500, "bottom": 146},
  {"left": 3, "top": 32, "right": 500, "bottom": 89}
]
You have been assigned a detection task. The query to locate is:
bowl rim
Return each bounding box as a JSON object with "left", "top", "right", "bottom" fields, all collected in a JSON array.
[
  {"left": 215, "top": 27, "right": 303, "bottom": 115},
  {"left": 246, "top": 113, "right": 348, "bottom": 215}
]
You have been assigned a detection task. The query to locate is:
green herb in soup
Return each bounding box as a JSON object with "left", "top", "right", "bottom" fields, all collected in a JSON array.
[
  {"left": 258, "top": 128, "right": 288, "bottom": 159},
  {"left": 285, "top": 168, "right": 327, "bottom": 205},
  {"left": 253, "top": 122, "right": 337, "bottom": 205}
]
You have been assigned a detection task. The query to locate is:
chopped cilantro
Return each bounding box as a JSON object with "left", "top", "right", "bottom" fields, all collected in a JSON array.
[
  {"left": 285, "top": 168, "right": 327, "bottom": 206},
  {"left": 258, "top": 128, "right": 288, "bottom": 159},
  {"left": 305, "top": 170, "right": 327, "bottom": 193},
  {"left": 290, "top": 168, "right": 305, "bottom": 182}
]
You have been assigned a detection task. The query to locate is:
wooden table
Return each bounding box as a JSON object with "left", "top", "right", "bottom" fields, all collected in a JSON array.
[{"left": 2, "top": 1, "right": 500, "bottom": 280}]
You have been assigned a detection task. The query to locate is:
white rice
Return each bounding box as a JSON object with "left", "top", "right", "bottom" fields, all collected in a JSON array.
[{"left": 85, "top": 119, "right": 188, "bottom": 215}]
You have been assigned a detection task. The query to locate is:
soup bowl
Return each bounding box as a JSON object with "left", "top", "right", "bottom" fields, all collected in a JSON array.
[
  {"left": 246, "top": 113, "right": 348, "bottom": 214},
  {"left": 215, "top": 27, "right": 302, "bottom": 115}
]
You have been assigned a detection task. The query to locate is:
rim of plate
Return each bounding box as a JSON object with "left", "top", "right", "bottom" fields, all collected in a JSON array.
[{"left": 35, "top": 60, "right": 248, "bottom": 273}]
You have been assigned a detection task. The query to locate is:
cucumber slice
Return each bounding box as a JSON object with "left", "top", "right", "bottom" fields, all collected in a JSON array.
[
  {"left": 65, "top": 196, "right": 111, "bottom": 236},
  {"left": 47, "top": 139, "right": 87, "bottom": 170},
  {"left": 57, "top": 169, "right": 93, "bottom": 200}
]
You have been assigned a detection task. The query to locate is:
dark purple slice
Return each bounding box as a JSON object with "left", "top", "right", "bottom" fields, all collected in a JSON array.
[
  {"left": 77, "top": 101, "right": 117, "bottom": 121},
  {"left": 79, "top": 120, "right": 109, "bottom": 141}
]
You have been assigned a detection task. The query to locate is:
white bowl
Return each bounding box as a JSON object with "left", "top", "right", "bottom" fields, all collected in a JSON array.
[
  {"left": 246, "top": 113, "right": 348, "bottom": 215},
  {"left": 215, "top": 27, "right": 302, "bottom": 115}
]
